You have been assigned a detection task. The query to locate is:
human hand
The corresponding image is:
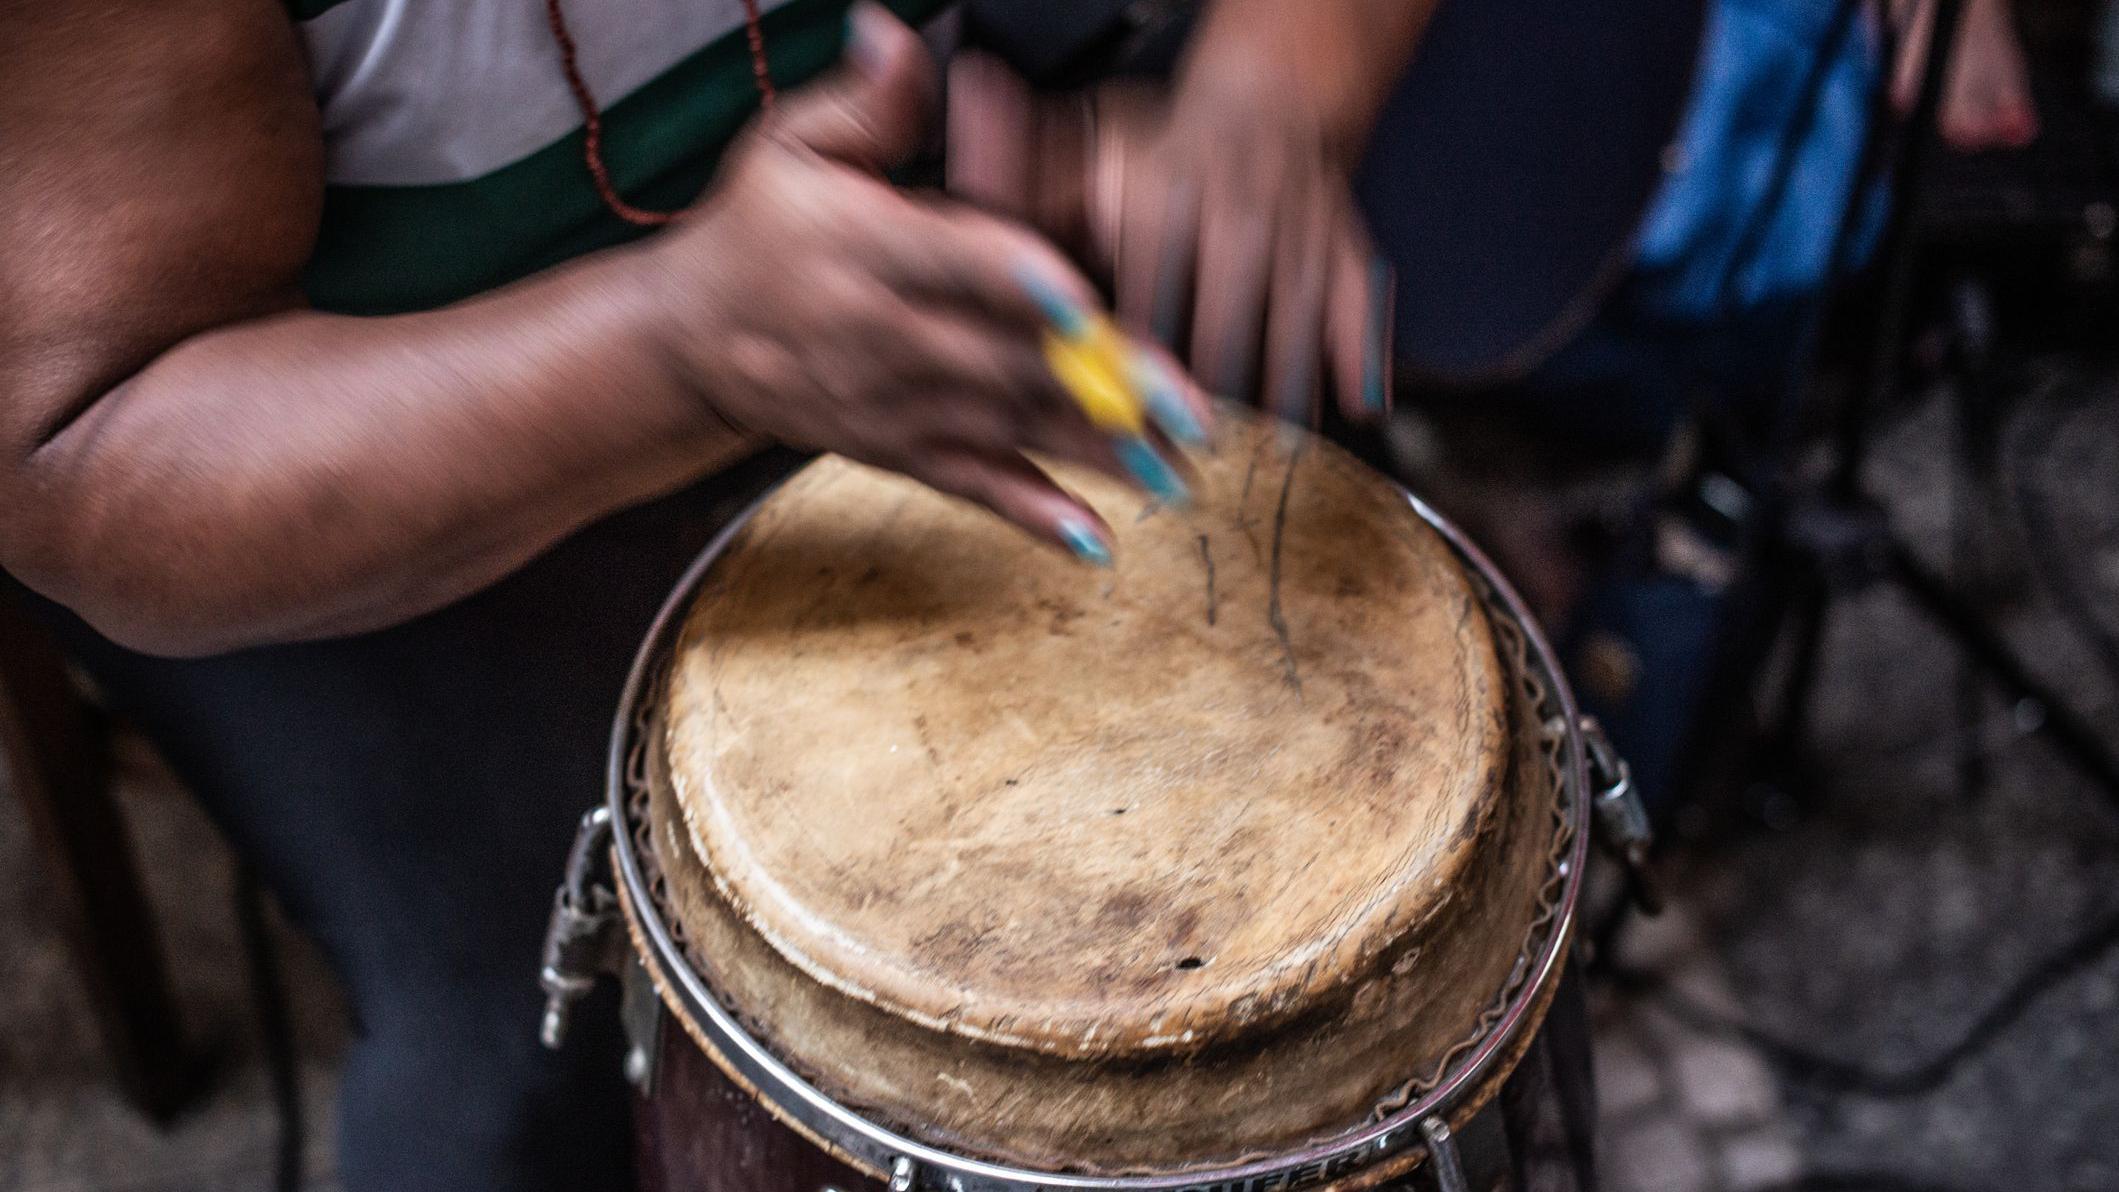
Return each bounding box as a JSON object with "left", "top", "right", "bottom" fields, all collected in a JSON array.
[
  {"left": 948, "top": 55, "right": 1394, "bottom": 426},
  {"left": 647, "top": 4, "right": 1209, "bottom": 562}
]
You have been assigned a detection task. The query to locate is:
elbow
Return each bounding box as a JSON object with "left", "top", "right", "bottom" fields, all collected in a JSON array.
[
  {"left": 3, "top": 500, "right": 253, "bottom": 660},
  {"left": 72, "top": 596, "right": 247, "bottom": 660},
  {"left": 10, "top": 556, "right": 244, "bottom": 660},
  {"left": 39, "top": 541, "right": 265, "bottom": 658},
  {"left": 5, "top": 378, "right": 303, "bottom": 658}
]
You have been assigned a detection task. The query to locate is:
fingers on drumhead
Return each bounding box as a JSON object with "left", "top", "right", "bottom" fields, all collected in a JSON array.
[
  {"left": 1324, "top": 203, "right": 1388, "bottom": 421},
  {"left": 1262, "top": 190, "right": 1334, "bottom": 426},
  {"left": 920, "top": 452, "right": 1112, "bottom": 566},
  {"left": 1117, "top": 177, "right": 1201, "bottom": 352},
  {"left": 1189, "top": 198, "right": 1274, "bottom": 402}
]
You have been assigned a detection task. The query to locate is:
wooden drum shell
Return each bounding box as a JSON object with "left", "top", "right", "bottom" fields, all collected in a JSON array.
[{"left": 630, "top": 958, "right": 1597, "bottom": 1192}]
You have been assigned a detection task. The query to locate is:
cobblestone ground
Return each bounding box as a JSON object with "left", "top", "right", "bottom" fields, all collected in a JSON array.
[
  {"left": 3, "top": 377, "right": 2116, "bottom": 1192},
  {"left": 0, "top": 737, "right": 346, "bottom": 1192},
  {"left": 1590, "top": 371, "right": 2119, "bottom": 1192}
]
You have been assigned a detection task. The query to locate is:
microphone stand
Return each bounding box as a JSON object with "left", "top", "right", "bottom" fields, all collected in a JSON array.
[{"left": 1714, "top": 0, "right": 2119, "bottom": 809}]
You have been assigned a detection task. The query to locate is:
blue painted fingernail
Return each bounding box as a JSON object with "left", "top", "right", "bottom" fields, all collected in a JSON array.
[
  {"left": 1363, "top": 361, "right": 1387, "bottom": 412},
  {"left": 1057, "top": 517, "right": 1112, "bottom": 567},
  {"left": 1131, "top": 357, "right": 1207, "bottom": 447},
  {"left": 1364, "top": 257, "right": 1394, "bottom": 412},
  {"left": 1117, "top": 436, "right": 1189, "bottom": 505},
  {"left": 1014, "top": 263, "right": 1091, "bottom": 337}
]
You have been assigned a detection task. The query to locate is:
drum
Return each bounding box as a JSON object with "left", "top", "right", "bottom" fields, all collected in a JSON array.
[{"left": 540, "top": 406, "right": 1637, "bottom": 1192}]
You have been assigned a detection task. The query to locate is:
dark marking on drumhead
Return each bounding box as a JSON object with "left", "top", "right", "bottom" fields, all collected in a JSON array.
[{"left": 660, "top": 403, "right": 1515, "bottom": 1072}]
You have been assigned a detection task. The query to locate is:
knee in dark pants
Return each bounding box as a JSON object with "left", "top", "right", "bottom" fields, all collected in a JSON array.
[{"left": 335, "top": 981, "right": 634, "bottom": 1192}]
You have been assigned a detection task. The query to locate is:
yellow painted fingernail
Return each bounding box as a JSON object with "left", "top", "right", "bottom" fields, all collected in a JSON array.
[{"left": 1044, "top": 319, "right": 1146, "bottom": 435}]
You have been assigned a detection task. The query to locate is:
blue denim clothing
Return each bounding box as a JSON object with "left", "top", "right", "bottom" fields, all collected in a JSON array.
[
  {"left": 1632, "top": 0, "right": 1886, "bottom": 323},
  {"left": 1496, "top": 0, "right": 1886, "bottom": 450},
  {"left": 1538, "top": 1, "right": 1888, "bottom": 813}
]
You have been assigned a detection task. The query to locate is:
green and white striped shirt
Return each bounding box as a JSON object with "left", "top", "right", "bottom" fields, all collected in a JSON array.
[{"left": 291, "top": 0, "right": 940, "bottom": 314}]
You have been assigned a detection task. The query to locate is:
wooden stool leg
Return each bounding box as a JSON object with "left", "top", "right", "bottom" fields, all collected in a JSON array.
[{"left": 0, "top": 598, "right": 191, "bottom": 1121}]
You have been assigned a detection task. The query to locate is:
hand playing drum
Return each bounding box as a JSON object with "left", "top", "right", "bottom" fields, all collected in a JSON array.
[{"left": 947, "top": 1, "right": 1438, "bottom": 424}]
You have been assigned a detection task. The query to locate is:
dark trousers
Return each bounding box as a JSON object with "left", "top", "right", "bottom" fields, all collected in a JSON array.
[{"left": 19, "top": 455, "right": 796, "bottom": 1192}]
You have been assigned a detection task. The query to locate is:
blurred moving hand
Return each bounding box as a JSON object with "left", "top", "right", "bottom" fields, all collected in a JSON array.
[
  {"left": 0, "top": 0, "right": 1203, "bottom": 656},
  {"left": 664, "top": 3, "right": 1206, "bottom": 555},
  {"left": 948, "top": 1, "right": 1437, "bottom": 425}
]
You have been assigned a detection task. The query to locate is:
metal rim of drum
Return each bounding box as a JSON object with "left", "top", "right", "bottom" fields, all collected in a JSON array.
[{"left": 604, "top": 482, "right": 1594, "bottom": 1192}]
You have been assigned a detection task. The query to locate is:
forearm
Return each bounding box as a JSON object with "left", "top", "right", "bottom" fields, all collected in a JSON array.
[
  {"left": 8, "top": 243, "right": 751, "bottom": 656},
  {"left": 1179, "top": 0, "right": 1439, "bottom": 160}
]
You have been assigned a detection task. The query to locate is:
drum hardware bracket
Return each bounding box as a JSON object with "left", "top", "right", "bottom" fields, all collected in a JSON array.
[
  {"left": 1579, "top": 717, "right": 1664, "bottom": 915},
  {"left": 619, "top": 954, "right": 666, "bottom": 1093},
  {"left": 1417, "top": 1117, "right": 1468, "bottom": 1192},
  {"left": 540, "top": 806, "right": 625, "bottom": 1051}
]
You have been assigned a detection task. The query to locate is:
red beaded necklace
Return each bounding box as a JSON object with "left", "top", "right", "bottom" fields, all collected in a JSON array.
[{"left": 543, "top": 0, "right": 778, "bottom": 227}]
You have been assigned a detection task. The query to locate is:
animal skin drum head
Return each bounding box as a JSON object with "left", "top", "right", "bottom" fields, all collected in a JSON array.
[{"left": 650, "top": 404, "right": 1560, "bottom": 1173}]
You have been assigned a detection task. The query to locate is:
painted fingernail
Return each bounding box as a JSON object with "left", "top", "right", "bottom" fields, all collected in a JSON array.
[
  {"left": 1117, "top": 436, "right": 1189, "bottom": 505},
  {"left": 1364, "top": 257, "right": 1395, "bottom": 413},
  {"left": 1131, "top": 356, "right": 1207, "bottom": 447},
  {"left": 1275, "top": 418, "right": 1307, "bottom": 456},
  {"left": 1057, "top": 517, "right": 1112, "bottom": 567},
  {"left": 1014, "top": 263, "right": 1092, "bottom": 337}
]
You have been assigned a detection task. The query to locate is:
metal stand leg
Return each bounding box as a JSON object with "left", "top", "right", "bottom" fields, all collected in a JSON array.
[
  {"left": 1420, "top": 1117, "right": 1471, "bottom": 1192},
  {"left": 235, "top": 864, "right": 304, "bottom": 1192},
  {"left": 1887, "top": 541, "right": 2119, "bottom": 799},
  {"left": 1758, "top": 568, "right": 1832, "bottom": 777},
  {"left": 0, "top": 595, "right": 192, "bottom": 1121}
]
